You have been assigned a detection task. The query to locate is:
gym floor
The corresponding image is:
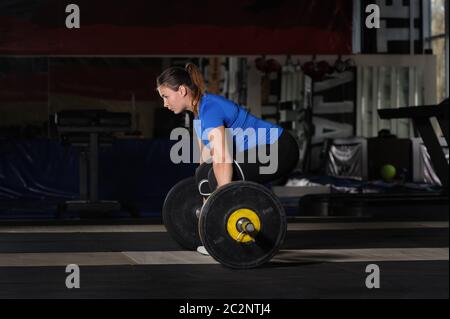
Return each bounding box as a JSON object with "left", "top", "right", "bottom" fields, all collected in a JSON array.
[{"left": 0, "top": 218, "right": 447, "bottom": 299}]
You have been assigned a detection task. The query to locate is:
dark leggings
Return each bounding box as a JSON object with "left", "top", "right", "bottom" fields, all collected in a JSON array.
[{"left": 195, "top": 129, "right": 299, "bottom": 195}]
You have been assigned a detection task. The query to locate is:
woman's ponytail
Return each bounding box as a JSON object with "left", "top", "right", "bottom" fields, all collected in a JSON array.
[{"left": 185, "top": 63, "right": 206, "bottom": 116}]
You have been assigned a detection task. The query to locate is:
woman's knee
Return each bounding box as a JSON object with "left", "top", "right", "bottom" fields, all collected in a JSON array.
[
  {"left": 195, "top": 162, "right": 212, "bottom": 185},
  {"left": 196, "top": 163, "right": 214, "bottom": 196},
  {"left": 203, "top": 162, "right": 245, "bottom": 194}
]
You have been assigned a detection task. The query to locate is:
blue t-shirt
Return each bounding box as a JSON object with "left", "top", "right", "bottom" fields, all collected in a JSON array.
[{"left": 193, "top": 93, "right": 283, "bottom": 152}]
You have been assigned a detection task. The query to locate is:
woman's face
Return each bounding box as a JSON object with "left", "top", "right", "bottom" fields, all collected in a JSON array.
[{"left": 157, "top": 85, "right": 189, "bottom": 114}]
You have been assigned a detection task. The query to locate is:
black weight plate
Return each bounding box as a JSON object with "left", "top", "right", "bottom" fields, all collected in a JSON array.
[
  {"left": 162, "top": 177, "right": 203, "bottom": 250},
  {"left": 199, "top": 181, "right": 286, "bottom": 269}
]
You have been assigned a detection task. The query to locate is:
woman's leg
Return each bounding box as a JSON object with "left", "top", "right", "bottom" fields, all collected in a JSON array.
[{"left": 235, "top": 129, "right": 299, "bottom": 184}]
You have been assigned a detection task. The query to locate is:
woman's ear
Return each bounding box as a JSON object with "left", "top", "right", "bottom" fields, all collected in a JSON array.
[{"left": 178, "top": 85, "right": 187, "bottom": 97}]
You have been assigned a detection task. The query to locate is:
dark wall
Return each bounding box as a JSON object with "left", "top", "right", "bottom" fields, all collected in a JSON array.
[{"left": 0, "top": 0, "right": 353, "bottom": 55}]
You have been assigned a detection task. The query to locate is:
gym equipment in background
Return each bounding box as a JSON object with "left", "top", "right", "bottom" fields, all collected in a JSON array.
[{"left": 54, "top": 109, "right": 133, "bottom": 216}]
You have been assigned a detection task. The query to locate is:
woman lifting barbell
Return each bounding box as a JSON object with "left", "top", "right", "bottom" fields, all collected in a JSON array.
[{"left": 157, "top": 63, "right": 299, "bottom": 256}]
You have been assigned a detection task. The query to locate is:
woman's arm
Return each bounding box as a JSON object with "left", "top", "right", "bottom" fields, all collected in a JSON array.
[
  {"left": 197, "top": 137, "right": 213, "bottom": 165},
  {"left": 207, "top": 126, "right": 233, "bottom": 188}
]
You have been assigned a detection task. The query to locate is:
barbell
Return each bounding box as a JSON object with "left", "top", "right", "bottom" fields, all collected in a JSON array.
[
  {"left": 162, "top": 177, "right": 202, "bottom": 250},
  {"left": 162, "top": 177, "right": 287, "bottom": 269}
]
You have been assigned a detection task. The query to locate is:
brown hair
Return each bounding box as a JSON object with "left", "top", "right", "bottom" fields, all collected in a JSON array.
[{"left": 156, "top": 63, "right": 206, "bottom": 116}]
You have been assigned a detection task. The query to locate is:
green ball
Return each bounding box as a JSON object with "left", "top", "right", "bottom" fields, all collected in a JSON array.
[{"left": 380, "top": 164, "right": 396, "bottom": 181}]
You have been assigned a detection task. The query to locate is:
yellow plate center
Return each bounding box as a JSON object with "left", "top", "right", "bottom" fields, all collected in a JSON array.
[{"left": 226, "top": 208, "right": 261, "bottom": 243}]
